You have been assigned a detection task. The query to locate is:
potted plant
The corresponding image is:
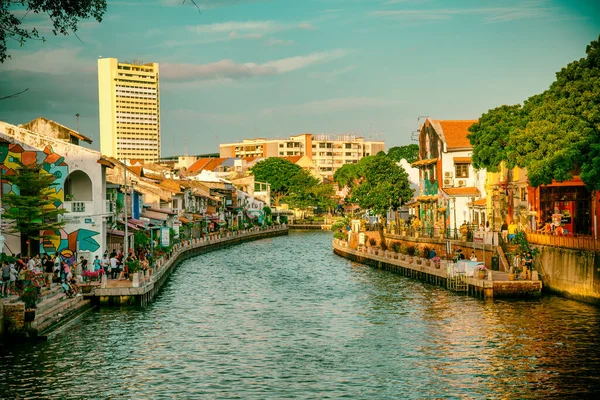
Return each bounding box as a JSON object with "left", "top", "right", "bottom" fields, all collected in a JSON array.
[
  {"left": 507, "top": 266, "right": 516, "bottom": 281},
  {"left": 431, "top": 256, "right": 441, "bottom": 269},
  {"left": 475, "top": 265, "right": 488, "bottom": 280},
  {"left": 127, "top": 259, "right": 141, "bottom": 281}
]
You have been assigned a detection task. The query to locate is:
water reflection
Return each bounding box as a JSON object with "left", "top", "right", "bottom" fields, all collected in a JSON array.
[{"left": 1, "top": 231, "right": 599, "bottom": 398}]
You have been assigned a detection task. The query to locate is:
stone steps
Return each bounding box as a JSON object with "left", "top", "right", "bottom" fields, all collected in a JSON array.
[
  {"left": 35, "top": 289, "right": 67, "bottom": 315},
  {"left": 37, "top": 298, "right": 92, "bottom": 339},
  {"left": 34, "top": 295, "right": 90, "bottom": 335}
]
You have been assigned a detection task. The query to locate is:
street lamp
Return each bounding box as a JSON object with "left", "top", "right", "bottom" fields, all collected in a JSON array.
[{"left": 452, "top": 197, "right": 457, "bottom": 239}]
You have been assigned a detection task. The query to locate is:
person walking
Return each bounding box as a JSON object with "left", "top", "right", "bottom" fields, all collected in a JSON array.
[
  {"left": 2, "top": 261, "right": 11, "bottom": 297},
  {"left": 44, "top": 254, "right": 54, "bottom": 287}
]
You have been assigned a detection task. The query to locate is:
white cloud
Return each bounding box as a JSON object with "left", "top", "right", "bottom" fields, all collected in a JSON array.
[
  {"left": 267, "top": 38, "right": 294, "bottom": 46},
  {"left": 161, "top": 49, "right": 349, "bottom": 81},
  {"left": 370, "top": 1, "right": 578, "bottom": 23},
  {"left": 262, "top": 97, "right": 404, "bottom": 115},
  {"left": 0, "top": 48, "right": 94, "bottom": 75},
  {"left": 308, "top": 65, "right": 356, "bottom": 82}
]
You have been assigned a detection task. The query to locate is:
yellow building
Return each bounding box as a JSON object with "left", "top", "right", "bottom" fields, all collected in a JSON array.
[
  {"left": 220, "top": 134, "right": 384, "bottom": 178},
  {"left": 98, "top": 58, "right": 161, "bottom": 161}
]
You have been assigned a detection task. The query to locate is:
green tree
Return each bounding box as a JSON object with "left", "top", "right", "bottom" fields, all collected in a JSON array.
[
  {"left": 0, "top": 0, "right": 107, "bottom": 63},
  {"left": 468, "top": 34, "right": 600, "bottom": 189},
  {"left": 2, "top": 160, "right": 67, "bottom": 256},
  {"left": 467, "top": 104, "right": 528, "bottom": 172},
  {"left": 250, "top": 158, "right": 306, "bottom": 206},
  {"left": 348, "top": 154, "right": 413, "bottom": 250},
  {"left": 333, "top": 163, "right": 360, "bottom": 190},
  {"left": 387, "top": 144, "right": 419, "bottom": 163}
]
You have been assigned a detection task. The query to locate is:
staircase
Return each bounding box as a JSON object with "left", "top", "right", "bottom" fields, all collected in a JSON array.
[{"left": 30, "top": 285, "right": 93, "bottom": 339}]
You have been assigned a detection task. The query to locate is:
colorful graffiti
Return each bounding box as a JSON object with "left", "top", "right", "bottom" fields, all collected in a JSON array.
[
  {"left": 41, "top": 228, "right": 101, "bottom": 265},
  {"left": 0, "top": 143, "right": 100, "bottom": 258}
]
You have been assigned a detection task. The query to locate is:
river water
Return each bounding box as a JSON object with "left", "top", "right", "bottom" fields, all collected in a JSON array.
[{"left": 1, "top": 231, "right": 599, "bottom": 399}]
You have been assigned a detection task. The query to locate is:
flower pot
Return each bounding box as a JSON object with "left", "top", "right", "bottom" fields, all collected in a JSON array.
[
  {"left": 507, "top": 273, "right": 515, "bottom": 281},
  {"left": 477, "top": 271, "right": 486, "bottom": 280},
  {"left": 80, "top": 284, "right": 94, "bottom": 294},
  {"left": 24, "top": 309, "right": 36, "bottom": 322}
]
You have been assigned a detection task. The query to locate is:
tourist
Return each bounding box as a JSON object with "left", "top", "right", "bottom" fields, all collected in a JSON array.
[
  {"left": 470, "top": 251, "right": 478, "bottom": 262},
  {"left": 53, "top": 255, "right": 61, "bottom": 282},
  {"left": 93, "top": 255, "right": 101, "bottom": 272},
  {"left": 44, "top": 254, "right": 54, "bottom": 287},
  {"left": 9, "top": 261, "right": 17, "bottom": 294},
  {"left": 485, "top": 221, "right": 491, "bottom": 232},
  {"left": 2, "top": 261, "right": 10, "bottom": 297},
  {"left": 554, "top": 224, "right": 565, "bottom": 236},
  {"left": 501, "top": 221, "right": 508, "bottom": 241},
  {"left": 109, "top": 252, "right": 119, "bottom": 279},
  {"left": 524, "top": 252, "right": 533, "bottom": 280},
  {"left": 507, "top": 221, "right": 517, "bottom": 243},
  {"left": 101, "top": 252, "right": 110, "bottom": 271},
  {"left": 78, "top": 256, "right": 89, "bottom": 273}
]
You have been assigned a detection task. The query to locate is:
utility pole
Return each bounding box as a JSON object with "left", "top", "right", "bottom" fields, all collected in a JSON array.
[
  {"left": 123, "top": 159, "right": 128, "bottom": 255},
  {"left": 76, "top": 113, "right": 80, "bottom": 133}
]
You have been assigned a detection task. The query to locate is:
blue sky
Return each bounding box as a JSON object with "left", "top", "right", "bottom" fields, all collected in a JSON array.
[{"left": 0, "top": 0, "right": 599, "bottom": 156}]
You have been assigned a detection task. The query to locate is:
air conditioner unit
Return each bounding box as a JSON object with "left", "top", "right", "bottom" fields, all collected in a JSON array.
[
  {"left": 444, "top": 171, "right": 453, "bottom": 178},
  {"left": 443, "top": 178, "right": 454, "bottom": 188},
  {"left": 457, "top": 179, "right": 467, "bottom": 187}
]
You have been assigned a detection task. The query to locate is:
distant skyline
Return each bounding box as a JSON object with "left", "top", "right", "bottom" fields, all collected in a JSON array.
[{"left": 0, "top": 0, "right": 599, "bottom": 156}]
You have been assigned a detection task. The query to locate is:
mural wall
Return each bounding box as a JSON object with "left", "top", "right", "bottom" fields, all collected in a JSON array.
[{"left": 0, "top": 143, "right": 101, "bottom": 260}]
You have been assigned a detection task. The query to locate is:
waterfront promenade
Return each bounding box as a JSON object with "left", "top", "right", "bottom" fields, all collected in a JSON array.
[{"left": 332, "top": 239, "right": 542, "bottom": 299}]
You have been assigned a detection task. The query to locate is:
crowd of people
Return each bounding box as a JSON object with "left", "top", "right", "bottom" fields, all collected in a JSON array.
[{"left": 0, "top": 244, "right": 156, "bottom": 298}]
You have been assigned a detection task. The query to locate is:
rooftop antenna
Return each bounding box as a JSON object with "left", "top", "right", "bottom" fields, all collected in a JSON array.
[
  {"left": 75, "top": 113, "right": 80, "bottom": 132},
  {"left": 411, "top": 129, "right": 420, "bottom": 142}
]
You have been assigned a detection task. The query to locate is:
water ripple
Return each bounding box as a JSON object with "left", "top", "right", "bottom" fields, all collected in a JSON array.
[{"left": 2, "top": 231, "right": 600, "bottom": 398}]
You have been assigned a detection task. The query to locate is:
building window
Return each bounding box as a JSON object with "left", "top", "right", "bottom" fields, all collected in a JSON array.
[{"left": 455, "top": 163, "right": 469, "bottom": 178}]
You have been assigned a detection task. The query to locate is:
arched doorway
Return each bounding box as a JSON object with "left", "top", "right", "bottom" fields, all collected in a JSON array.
[{"left": 65, "top": 170, "right": 93, "bottom": 201}]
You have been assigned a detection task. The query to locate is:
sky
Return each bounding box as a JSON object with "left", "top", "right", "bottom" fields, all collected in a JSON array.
[{"left": 0, "top": 0, "right": 599, "bottom": 157}]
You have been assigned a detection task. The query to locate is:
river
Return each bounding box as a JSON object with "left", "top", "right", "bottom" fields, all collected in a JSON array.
[{"left": 1, "top": 231, "right": 599, "bottom": 399}]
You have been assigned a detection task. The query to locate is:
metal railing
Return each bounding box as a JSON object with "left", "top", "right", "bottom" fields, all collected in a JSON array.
[{"left": 526, "top": 232, "right": 600, "bottom": 251}]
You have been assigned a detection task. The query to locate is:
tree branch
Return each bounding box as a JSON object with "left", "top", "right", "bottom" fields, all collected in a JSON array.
[{"left": 0, "top": 88, "right": 29, "bottom": 100}]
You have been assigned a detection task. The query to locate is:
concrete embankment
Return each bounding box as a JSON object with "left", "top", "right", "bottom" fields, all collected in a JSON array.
[
  {"left": 91, "top": 226, "right": 289, "bottom": 306},
  {"left": 333, "top": 240, "right": 542, "bottom": 300}
]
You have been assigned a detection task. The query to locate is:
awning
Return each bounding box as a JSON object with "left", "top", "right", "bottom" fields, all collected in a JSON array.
[
  {"left": 179, "top": 216, "right": 191, "bottom": 224},
  {"left": 411, "top": 158, "right": 437, "bottom": 167},
  {"left": 453, "top": 157, "right": 472, "bottom": 163},
  {"left": 107, "top": 229, "right": 133, "bottom": 237}
]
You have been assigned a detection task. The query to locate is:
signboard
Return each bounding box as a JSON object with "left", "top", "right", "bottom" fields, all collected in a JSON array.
[
  {"left": 85, "top": 218, "right": 93, "bottom": 224},
  {"left": 160, "top": 227, "right": 170, "bottom": 247}
]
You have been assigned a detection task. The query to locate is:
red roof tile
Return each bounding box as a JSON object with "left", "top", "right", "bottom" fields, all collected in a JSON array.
[
  {"left": 433, "top": 120, "right": 477, "bottom": 149},
  {"left": 283, "top": 155, "right": 302, "bottom": 164},
  {"left": 204, "top": 158, "right": 225, "bottom": 171},
  {"left": 188, "top": 158, "right": 213, "bottom": 173}
]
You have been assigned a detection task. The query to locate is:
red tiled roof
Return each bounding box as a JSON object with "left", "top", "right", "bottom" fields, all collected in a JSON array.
[
  {"left": 433, "top": 120, "right": 477, "bottom": 149},
  {"left": 188, "top": 158, "right": 213, "bottom": 173},
  {"left": 442, "top": 187, "right": 480, "bottom": 196},
  {"left": 204, "top": 158, "right": 225, "bottom": 171},
  {"left": 453, "top": 157, "right": 472, "bottom": 163},
  {"left": 283, "top": 155, "right": 302, "bottom": 164}
]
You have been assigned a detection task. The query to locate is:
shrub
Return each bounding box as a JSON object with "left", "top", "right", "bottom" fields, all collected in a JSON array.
[
  {"left": 334, "top": 232, "right": 347, "bottom": 241},
  {"left": 406, "top": 245, "right": 416, "bottom": 256},
  {"left": 390, "top": 241, "right": 402, "bottom": 253},
  {"left": 423, "top": 246, "right": 431, "bottom": 259},
  {"left": 369, "top": 237, "right": 377, "bottom": 246}
]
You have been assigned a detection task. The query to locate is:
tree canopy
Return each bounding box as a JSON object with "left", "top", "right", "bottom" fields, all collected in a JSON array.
[
  {"left": 250, "top": 158, "right": 318, "bottom": 206},
  {"left": 2, "top": 160, "right": 67, "bottom": 256},
  {"left": 468, "top": 34, "right": 600, "bottom": 189},
  {"left": 387, "top": 144, "right": 419, "bottom": 163},
  {"left": 0, "top": 0, "right": 107, "bottom": 63}
]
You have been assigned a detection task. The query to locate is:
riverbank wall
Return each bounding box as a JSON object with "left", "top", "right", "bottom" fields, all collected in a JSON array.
[
  {"left": 535, "top": 245, "right": 600, "bottom": 305},
  {"left": 288, "top": 224, "right": 332, "bottom": 230},
  {"left": 91, "top": 226, "right": 289, "bottom": 306},
  {"left": 333, "top": 240, "right": 542, "bottom": 300}
]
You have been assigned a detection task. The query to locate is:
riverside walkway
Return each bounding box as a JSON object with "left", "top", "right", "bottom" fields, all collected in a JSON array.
[
  {"left": 90, "top": 226, "right": 289, "bottom": 306},
  {"left": 332, "top": 239, "right": 542, "bottom": 299}
]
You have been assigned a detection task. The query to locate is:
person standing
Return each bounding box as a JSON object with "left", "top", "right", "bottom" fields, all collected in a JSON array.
[
  {"left": 507, "top": 221, "right": 517, "bottom": 243},
  {"left": 1, "top": 261, "right": 10, "bottom": 297},
  {"left": 109, "top": 252, "right": 119, "bottom": 279},
  {"left": 44, "top": 255, "right": 54, "bottom": 287}
]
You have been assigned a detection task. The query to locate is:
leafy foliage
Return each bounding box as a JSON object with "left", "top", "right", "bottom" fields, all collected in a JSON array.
[
  {"left": 468, "top": 34, "right": 600, "bottom": 189},
  {"left": 0, "top": 0, "right": 107, "bottom": 63},
  {"left": 250, "top": 158, "right": 306, "bottom": 205},
  {"left": 333, "top": 163, "right": 360, "bottom": 190},
  {"left": 387, "top": 144, "right": 419, "bottom": 163},
  {"left": 2, "top": 160, "right": 67, "bottom": 256}
]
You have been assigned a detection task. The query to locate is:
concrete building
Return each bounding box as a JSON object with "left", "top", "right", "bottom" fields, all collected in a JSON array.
[
  {"left": 219, "top": 133, "right": 385, "bottom": 178},
  {"left": 98, "top": 58, "right": 161, "bottom": 161},
  {"left": 0, "top": 120, "right": 112, "bottom": 262},
  {"left": 411, "top": 118, "right": 485, "bottom": 236}
]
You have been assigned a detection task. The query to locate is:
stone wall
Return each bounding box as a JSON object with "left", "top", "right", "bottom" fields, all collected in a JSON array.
[
  {"left": 3, "top": 302, "right": 25, "bottom": 336},
  {"left": 537, "top": 246, "right": 600, "bottom": 305},
  {"left": 493, "top": 281, "right": 543, "bottom": 298}
]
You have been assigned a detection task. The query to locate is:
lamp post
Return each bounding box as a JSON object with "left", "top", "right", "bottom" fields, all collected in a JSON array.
[{"left": 452, "top": 197, "right": 457, "bottom": 239}]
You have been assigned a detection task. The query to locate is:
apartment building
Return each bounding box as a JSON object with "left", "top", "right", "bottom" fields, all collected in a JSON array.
[
  {"left": 220, "top": 133, "right": 384, "bottom": 177},
  {"left": 98, "top": 58, "right": 161, "bottom": 161}
]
